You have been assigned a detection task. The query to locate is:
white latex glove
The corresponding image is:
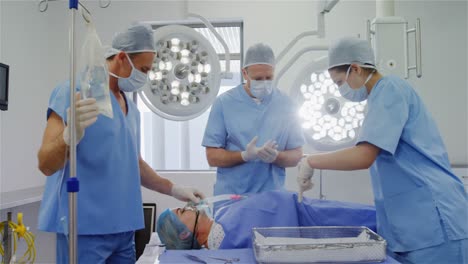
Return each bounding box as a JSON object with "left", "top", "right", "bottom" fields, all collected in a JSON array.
[
  {"left": 241, "top": 136, "right": 259, "bottom": 162},
  {"left": 171, "top": 185, "right": 206, "bottom": 203},
  {"left": 257, "top": 140, "right": 279, "bottom": 163},
  {"left": 297, "top": 157, "right": 315, "bottom": 202},
  {"left": 63, "top": 93, "right": 99, "bottom": 146}
]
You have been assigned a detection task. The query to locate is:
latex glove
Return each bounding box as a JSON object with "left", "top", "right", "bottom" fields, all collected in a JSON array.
[
  {"left": 241, "top": 136, "right": 259, "bottom": 162},
  {"left": 257, "top": 140, "right": 279, "bottom": 163},
  {"left": 297, "top": 157, "right": 314, "bottom": 202},
  {"left": 171, "top": 185, "right": 206, "bottom": 203},
  {"left": 63, "top": 93, "right": 99, "bottom": 146}
]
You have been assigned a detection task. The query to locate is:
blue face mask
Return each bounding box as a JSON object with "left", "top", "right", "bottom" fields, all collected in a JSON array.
[
  {"left": 109, "top": 53, "right": 148, "bottom": 92},
  {"left": 339, "top": 66, "right": 373, "bottom": 102},
  {"left": 250, "top": 80, "right": 273, "bottom": 100}
]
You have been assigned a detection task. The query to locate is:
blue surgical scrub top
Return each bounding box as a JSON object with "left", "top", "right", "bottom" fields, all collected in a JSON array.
[
  {"left": 38, "top": 81, "right": 144, "bottom": 235},
  {"left": 202, "top": 85, "right": 305, "bottom": 195},
  {"left": 357, "top": 75, "right": 468, "bottom": 252}
]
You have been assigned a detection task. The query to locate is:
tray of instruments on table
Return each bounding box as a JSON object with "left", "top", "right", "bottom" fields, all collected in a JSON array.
[{"left": 252, "top": 226, "right": 387, "bottom": 263}]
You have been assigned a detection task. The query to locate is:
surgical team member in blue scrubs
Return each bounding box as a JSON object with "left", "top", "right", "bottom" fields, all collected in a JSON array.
[
  {"left": 37, "top": 24, "right": 205, "bottom": 263},
  {"left": 298, "top": 37, "right": 468, "bottom": 264},
  {"left": 202, "top": 43, "right": 305, "bottom": 198}
]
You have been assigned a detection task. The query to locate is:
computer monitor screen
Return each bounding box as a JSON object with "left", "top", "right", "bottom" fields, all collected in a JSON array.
[{"left": 0, "top": 62, "right": 9, "bottom": 111}]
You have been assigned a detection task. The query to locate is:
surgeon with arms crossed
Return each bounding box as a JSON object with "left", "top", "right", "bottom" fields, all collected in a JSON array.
[
  {"left": 297, "top": 36, "right": 468, "bottom": 264},
  {"left": 203, "top": 43, "right": 305, "bottom": 201},
  {"left": 37, "top": 24, "right": 205, "bottom": 263}
]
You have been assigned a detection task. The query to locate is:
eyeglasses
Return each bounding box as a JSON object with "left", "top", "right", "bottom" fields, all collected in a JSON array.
[
  {"left": 191, "top": 209, "right": 200, "bottom": 249},
  {"left": 179, "top": 206, "right": 200, "bottom": 249}
]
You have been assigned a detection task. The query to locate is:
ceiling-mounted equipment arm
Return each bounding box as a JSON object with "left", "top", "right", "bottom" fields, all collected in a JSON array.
[
  {"left": 274, "top": 45, "right": 328, "bottom": 89},
  {"left": 187, "top": 13, "right": 233, "bottom": 79}
]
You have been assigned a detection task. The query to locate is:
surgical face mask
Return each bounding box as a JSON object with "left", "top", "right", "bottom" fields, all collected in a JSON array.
[
  {"left": 249, "top": 80, "right": 273, "bottom": 100},
  {"left": 109, "top": 53, "right": 148, "bottom": 92},
  {"left": 338, "top": 66, "right": 373, "bottom": 102}
]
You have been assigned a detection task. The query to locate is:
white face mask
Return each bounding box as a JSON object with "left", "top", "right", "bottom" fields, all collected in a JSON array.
[
  {"left": 249, "top": 80, "right": 273, "bottom": 100},
  {"left": 338, "top": 66, "right": 373, "bottom": 102},
  {"left": 109, "top": 53, "right": 148, "bottom": 92}
]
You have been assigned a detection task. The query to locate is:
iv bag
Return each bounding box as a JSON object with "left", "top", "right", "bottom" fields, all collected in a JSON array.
[{"left": 80, "top": 21, "right": 113, "bottom": 119}]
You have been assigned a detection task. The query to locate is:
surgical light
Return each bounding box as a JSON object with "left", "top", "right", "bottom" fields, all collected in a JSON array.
[
  {"left": 292, "top": 57, "right": 367, "bottom": 151},
  {"left": 138, "top": 24, "right": 222, "bottom": 121}
]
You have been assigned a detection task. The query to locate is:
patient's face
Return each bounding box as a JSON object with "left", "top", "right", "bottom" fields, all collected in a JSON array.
[{"left": 172, "top": 208, "right": 198, "bottom": 232}]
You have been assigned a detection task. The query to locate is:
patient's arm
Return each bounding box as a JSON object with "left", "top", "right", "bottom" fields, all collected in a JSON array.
[{"left": 273, "top": 147, "right": 302, "bottom": 167}]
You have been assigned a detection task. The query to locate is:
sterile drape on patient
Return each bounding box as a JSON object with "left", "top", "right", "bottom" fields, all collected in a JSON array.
[{"left": 214, "top": 191, "right": 376, "bottom": 249}]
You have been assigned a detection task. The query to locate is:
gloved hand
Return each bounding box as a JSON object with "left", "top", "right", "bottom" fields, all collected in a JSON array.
[
  {"left": 297, "top": 157, "right": 314, "bottom": 202},
  {"left": 63, "top": 93, "right": 99, "bottom": 146},
  {"left": 241, "top": 136, "right": 259, "bottom": 162},
  {"left": 171, "top": 185, "right": 206, "bottom": 203},
  {"left": 257, "top": 140, "right": 278, "bottom": 163}
]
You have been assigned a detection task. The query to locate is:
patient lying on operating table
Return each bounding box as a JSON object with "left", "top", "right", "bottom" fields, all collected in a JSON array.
[{"left": 157, "top": 191, "right": 376, "bottom": 250}]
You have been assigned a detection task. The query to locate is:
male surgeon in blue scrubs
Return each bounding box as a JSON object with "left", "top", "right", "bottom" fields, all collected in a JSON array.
[
  {"left": 37, "top": 24, "right": 205, "bottom": 263},
  {"left": 202, "top": 43, "right": 305, "bottom": 199},
  {"left": 298, "top": 37, "right": 468, "bottom": 264}
]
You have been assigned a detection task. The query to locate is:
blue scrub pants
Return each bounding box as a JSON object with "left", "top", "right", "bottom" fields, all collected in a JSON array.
[
  {"left": 391, "top": 238, "right": 467, "bottom": 264},
  {"left": 56, "top": 231, "right": 135, "bottom": 264}
]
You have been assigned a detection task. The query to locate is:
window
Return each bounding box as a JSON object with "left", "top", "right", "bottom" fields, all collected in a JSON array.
[{"left": 137, "top": 21, "right": 243, "bottom": 170}]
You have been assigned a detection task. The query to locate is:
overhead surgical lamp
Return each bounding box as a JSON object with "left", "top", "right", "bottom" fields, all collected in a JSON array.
[
  {"left": 139, "top": 14, "right": 232, "bottom": 121},
  {"left": 277, "top": 0, "right": 422, "bottom": 200},
  {"left": 291, "top": 57, "right": 367, "bottom": 151},
  {"left": 272, "top": 0, "right": 341, "bottom": 200},
  {"left": 279, "top": 0, "right": 422, "bottom": 150},
  {"left": 274, "top": 0, "right": 357, "bottom": 151}
]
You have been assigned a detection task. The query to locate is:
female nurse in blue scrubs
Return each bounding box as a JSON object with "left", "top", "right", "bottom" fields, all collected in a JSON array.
[{"left": 298, "top": 37, "right": 467, "bottom": 264}]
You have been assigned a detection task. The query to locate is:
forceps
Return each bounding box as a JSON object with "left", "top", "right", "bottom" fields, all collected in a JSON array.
[{"left": 208, "top": 256, "right": 240, "bottom": 263}]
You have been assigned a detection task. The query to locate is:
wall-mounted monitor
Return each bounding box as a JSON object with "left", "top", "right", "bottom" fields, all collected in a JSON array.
[{"left": 0, "top": 62, "right": 9, "bottom": 111}]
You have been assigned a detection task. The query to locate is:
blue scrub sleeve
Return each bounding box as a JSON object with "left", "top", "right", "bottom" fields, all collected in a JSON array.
[
  {"left": 357, "top": 81, "right": 409, "bottom": 155},
  {"left": 47, "top": 82, "right": 72, "bottom": 123},
  {"left": 136, "top": 108, "right": 141, "bottom": 155},
  {"left": 202, "top": 98, "right": 227, "bottom": 148},
  {"left": 285, "top": 114, "right": 306, "bottom": 150}
]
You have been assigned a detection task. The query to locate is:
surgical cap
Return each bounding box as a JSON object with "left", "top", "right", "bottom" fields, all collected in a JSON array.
[
  {"left": 243, "top": 43, "right": 275, "bottom": 69},
  {"left": 157, "top": 209, "right": 201, "bottom": 250},
  {"left": 104, "top": 23, "right": 156, "bottom": 59},
  {"left": 328, "top": 37, "right": 375, "bottom": 70}
]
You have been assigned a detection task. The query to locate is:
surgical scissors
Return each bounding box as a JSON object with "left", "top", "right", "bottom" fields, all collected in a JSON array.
[
  {"left": 184, "top": 253, "right": 207, "bottom": 264},
  {"left": 208, "top": 256, "right": 240, "bottom": 263}
]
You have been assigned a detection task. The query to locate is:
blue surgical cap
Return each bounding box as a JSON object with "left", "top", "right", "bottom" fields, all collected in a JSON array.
[
  {"left": 105, "top": 23, "right": 155, "bottom": 59},
  {"left": 243, "top": 43, "right": 275, "bottom": 69},
  {"left": 157, "top": 209, "right": 201, "bottom": 250},
  {"left": 328, "top": 37, "right": 375, "bottom": 70}
]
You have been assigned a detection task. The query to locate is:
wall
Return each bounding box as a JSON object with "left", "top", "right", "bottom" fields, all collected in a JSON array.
[
  {"left": 394, "top": 0, "right": 467, "bottom": 165},
  {"left": 1, "top": 1, "right": 68, "bottom": 194},
  {"left": 0, "top": 0, "right": 466, "bottom": 262}
]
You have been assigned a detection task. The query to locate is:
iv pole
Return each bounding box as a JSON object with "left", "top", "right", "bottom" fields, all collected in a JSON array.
[
  {"left": 67, "top": 1, "right": 79, "bottom": 263},
  {"left": 38, "top": 1, "right": 110, "bottom": 262}
]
